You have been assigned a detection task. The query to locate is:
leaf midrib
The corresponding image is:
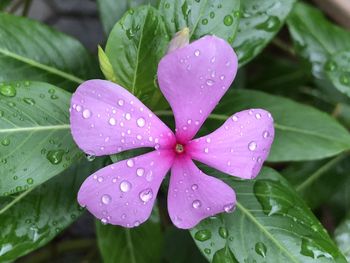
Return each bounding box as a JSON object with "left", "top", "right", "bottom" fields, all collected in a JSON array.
[
  {"left": 0, "top": 47, "right": 84, "bottom": 84},
  {"left": 235, "top": 202, "right": 300, "bottom": 263},
  {"left": 0, "top": 124, "right": 70, "bottom": 133}
]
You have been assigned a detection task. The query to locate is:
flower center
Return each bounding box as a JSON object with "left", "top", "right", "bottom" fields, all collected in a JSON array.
[{"left": 175, "top": 143, "right": 185, "bottom": 154}]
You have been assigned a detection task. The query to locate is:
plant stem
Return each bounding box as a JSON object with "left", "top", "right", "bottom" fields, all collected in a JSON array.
[{"left": 22, "top": 0, "right": 32, "bottom": 16}]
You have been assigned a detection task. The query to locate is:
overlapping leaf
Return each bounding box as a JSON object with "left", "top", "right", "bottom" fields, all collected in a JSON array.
[
  {"left": 0, "top": 158, "right": 105, "bottom": 262},
  {"left": 191, "top": 167, "right": 347, "bottom": 263},
  {"left": 0, "top": 13, "right": 98, "bottom": 91},
  {"left": 0, "top": 81, "right": 81, "bottom": 196},
  {"left": 335, "top": 213, "right": 350, "bottom": 262}
]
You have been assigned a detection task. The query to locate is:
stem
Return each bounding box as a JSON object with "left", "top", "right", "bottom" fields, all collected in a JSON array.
[
  {"left": 272, "top": 38, "right": 295, "bottom": 56},
  {"left": 22, "top": 0, "right": 32, "bottom": 16}
]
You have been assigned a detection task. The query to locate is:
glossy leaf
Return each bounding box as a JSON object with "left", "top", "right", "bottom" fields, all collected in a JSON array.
[
  {"left": 0, "top": 13, "right": 98, "bottom": 91},
  {"left": 335, "top": 213, "right": 350, "bottom": 261},
  {"left": 97, "top": 0, "right": 158, "bottom": 34},
  {"left": 212, "top": 89, "right": 350, "bottom": 162},
  {"left": 190, "top": 167, "right": 347, "bottom": 263},
  {"left": 104, "top": 6, "right": 168, "bottom": 110},
  {"left": 158, "top": 0, "right": 240, "bottom": 43},
  {"left": 325, "top": 51, "right": 350, "bottom": 97},
  {"left": 233, "top": 0, "right": 296, "bottom": 66},
  {"left": 287, "top": 2, "right": 350, "bottom": 97},
  {"left": 0, "top": 81, "right": 81, "bottom": 196},
  {"left": 0, "top": 158, "right": 105, "bottom": 262},
  {"left": 283, "top": 153, "right": 350, "bottom": 209},
  {"left": 96, "top": 208, "right": 163, "bottom": 263}
]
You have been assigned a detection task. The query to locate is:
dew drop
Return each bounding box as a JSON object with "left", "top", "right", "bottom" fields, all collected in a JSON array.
[
  {"left": 109, "top": 117, "right": 116, "bottom": 126},
  {"left": 204, "top": 248, "right": 211, "bottom": 255},
  {"left": 218, "top": 227, "right": 228, "bottom": 239},
  {"left": 192, "top": 200, "right": 202, "bottom": 209},
  {"left": 223, "top": 203, "right": 235, "bottom": 213},
  {"left": 101, "top": 218, "right": 108, "bottom": 225},
  {"left": 126, "top": 159, "right": 134, "bottom": 167},
  {"left": 137, "top": 117, "right": 145, "bottom": 127},
  {"left": 27, "top": 178, "right": 34, "bottom": 185},
  {"left": 1, "top": 138, "right": 10, "bottom": 146},
  {"left": 194, "top": 49, "right": 200, "bottom": 56},
  {"left": 120, "top": 180, "right": 132, "bottom": 192},
  {"left": 194, "top": 229, "right": 211, "bottom": 241},
  {"left": 248, "top": 141, "right": 257, "bottom": 151},
  {"left": 118, "top": 99, "right": 124, "bottom": 106},
  {"left": 0, "top": 85, "right": 16, "bottom": 97},
  {"left": 125, "top": 113, "right": 131, "bottom": 120},
  {"left": 101, "top": 194, "right": 111, "bottom": 205},
  {"left": 232, "top": 115, "right": 238, "bottom": 122},
  {"left": 82, "top": 109, "right": 91, "bottom": 119},
  {"left": 46, "top": 150, "right": 64, "bottom": 165},
  {"left": 204, "top": 148, "right": 209, "bottom": 153},
  {"left": 139, "top": 188, "right": 153, "bottom": 203},
  {"left": 136, "top": 168, "right": 145, "bottom": 176},
  {"left": 255, "top": 242, "right": 267, "bottom": 258},
  {"left": 255, "top": 113, "right": 261, "bottom": 119},
  {"left": 223, "top": 14, "right": 233, "bottom": 26},
  {"left": 263, "top": 130, "right": 270, "bottom": 139},
  {"left": 206, "top": 79, "right": 215, "bottom": 86},
  {"left": 23, "top": 98, "right": 35, "bottom": 105},
  {"left": 191, "top": 184, "right": 198, "bottom": 190}
]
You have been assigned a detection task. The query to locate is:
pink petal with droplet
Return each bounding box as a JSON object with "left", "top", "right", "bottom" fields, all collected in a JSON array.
[
  {"left": 187, "top": 109, "right": 275, "bottom": 179},
  {"left": 78, "top": 150, "right": 175, "bottom": 227},
  {"left": 167, "top": 155, "right": 236, "bottom": 229},
  {"left": 157, "top": 36, "right": 238, "bottom": 143},
  {"left": 70, "top": 79, "right": 176, "bottom": 156}
]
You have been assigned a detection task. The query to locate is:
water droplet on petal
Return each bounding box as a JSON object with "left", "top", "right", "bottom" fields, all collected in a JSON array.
[
  {"left": 191, "top": 184, "right": 198, "bottom": 190},
  {"left": 137, "top": 117, "right": 145, "bottom": 127},
  {"left": 134, "top": 221, "right": 140, "bottom": 227},
  {"left": 136, "top": 168, "right": 145, "bottom": 176},
  {"left": 125, "top": 113, "right": 131, "bottom": 120},
  {"left": 139, "top": 188, "right": 153, "bottom": 203},
  {"left": 76, "top": 105, "right": 82, "bottom": 112},
  {"left": 126, "top": 159, "right": 134, "bottom": 167},
  {"left": 204, "top": 148, "right": 209, "bottom": 153},
  {"left": 101, "top": 218, "right": 108, "bottom": 224},
  {"left": 206, "top": 79, "right": 215, "bottom": 86},
  {"left": 223, "top": 203, "right": 235, "bottom": 213},
  {"left": 192, "top": 200, "right": 202, "bottom": 209},
  {"left": 82, "top": 109, "right": 91, "bottom": 119},
  {"left": 118, "top": 99, "right": 124, "bottom": 106},
  {"left": 248, "top": 141, "right": 257, "bottom": 151},
  {"left": 263, "top": 131, "right": 270, "bottom": 139},
  {"left": 255, "top": 113, "right": 261, "bottom": 119},
  {"left": 101, "top": 194, "right": 111, "bottom": 205},
  {"left": 232, "top": 115, "right": 238, "bottom": 122},
  {"left": 109, "top": 117, "right": 116, "bottom": 126},
  {"left": 120, "top": 180, "right": 131, "bottom": 192},
  {"left": 194, "top": 49, "right": 200, "bottom": 56}
]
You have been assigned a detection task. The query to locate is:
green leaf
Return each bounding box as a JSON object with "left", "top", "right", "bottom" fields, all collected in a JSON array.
[
  {"left": 0, "top": 0, "right": 11, "bottom": 10},
  {"left": 0, "top": 13, "right": 98, "bottom": 91},
  {"left": 98, "top": 45, "right": 117, "bottom": 82},
  {"left": 324, "top": 51, "right": 350, "bottom": 97},
  {"left": 190, "top": 167, "right": 347, "bottom": 263},
  {"left": 335, "top": 213, "right": 350, "bottom": 261},
  {"left": 287, "top": 2, "right": 350, "bottom": 97},
  {"left": 96, "top": 209, "right": 163, "bottom": 263},
  {"left": 0, "top": 157, "right": 105, "bottom": 262},
  {"left": 158, "top": 0, "right": 240, "bottom": 43},
  {"left": 233, "top": 0, "right": 296, "bottom": 66},
  {"left": 0, "top": 81, "right": 81, "bottom": 196},
  {"left": 104, "top": 6, "right": 168, "bottom": 110},
  {"left": 97, "top": 0, "right": 158, "bottom": 35},
  {"left": 283, "top": 153, "right": 350, "bottom": 209},
  {"left": 212, "top": 89, "right": 350, "bottom": 162}
]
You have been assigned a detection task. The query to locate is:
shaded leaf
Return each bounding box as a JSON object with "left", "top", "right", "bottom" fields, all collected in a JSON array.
[
  {"left": 0, "top": 81, "right": 81, "bottom": 196},
  {"left": 97, "top": 0, "right": 158, "bottom": 35},
  {"left": 0, "top": 157, "right": 105, "bottom": 262},
  {"left": 104, "top": 5, "right": 168, "bottom": 110},
  {"left": 234, "top": 0, "right": 296, "bottom": 66},
  {"left": 191, "top": 167, "right": 347, "bottom": 263},
  {"left": 158, "top": 0, "right": 240, "bottom": 43},
  {"left": 0, "top": 13, "right": 98, "bottom": 91},
  {"left": 96, "top": 208, "right": 163, "bottom": 263}
]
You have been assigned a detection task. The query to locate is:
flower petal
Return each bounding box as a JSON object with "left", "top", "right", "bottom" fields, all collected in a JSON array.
[
  {"left": 187, "top": 109, "right": 275, "bottom": 179},
  {"left": 168, "top": 155, "right": 236, "bottom": 229},
  {"left": 78, "top": 150, "right": 174, "bottom": 227},
  {"left": 157, "top": 36, "right": 238, "bottom": 143},
  {"left": 70, "top": 79, "right": 175, "bottom": 156}
]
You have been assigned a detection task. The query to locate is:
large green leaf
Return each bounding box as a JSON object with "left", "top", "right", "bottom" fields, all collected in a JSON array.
[
  {"left": 0, "top": 81, "right": 81, "bottom": 196},
  {"left": 96, "top": 208, "right": 163, "bottom": 263},
  {"left": 97, "top": 0, "right": 158, "bottom": 35},
  {"left": 0, "top": 13, "right": 98, "bottom": 91},
  {"left": 283, "top": 153, "right": 350, "bottom": 209},
  {"left": 233, "top": 0, "right": 296, "bottom": 66},
  {"left": 104, "top": 6, "right": 168, "bottom": 110},
  {"left": 158, "top": 0, "right": 240, "bottom": 43},
  {"left": 335, "top": 213, "right": 350, "bottom": 262},
  {"left": 0, "top": 157, "right": 105, "bottom": 262},
  {"left": 190, "top": 167, "right": 347, "bottom": 263},
  {"left": 213, "top": 89, "right": 350, "bottom": 162},
  {"left": 287, "top": 2, "right": 350, "bottom": 97}
]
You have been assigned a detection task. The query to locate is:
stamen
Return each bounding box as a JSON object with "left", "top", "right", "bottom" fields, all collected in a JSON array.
[{"left": 175, "top": 143, "right": 184, "bottom": 154}]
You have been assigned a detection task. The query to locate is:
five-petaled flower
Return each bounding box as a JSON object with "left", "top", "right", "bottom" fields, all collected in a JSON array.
[{"left": 70, "top": 35, "right": 275, "bottom": 229}]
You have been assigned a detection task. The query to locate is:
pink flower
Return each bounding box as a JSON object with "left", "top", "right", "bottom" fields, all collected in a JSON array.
[{"left": 70, "top": 35, "right": 275, "bottom": 229}]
